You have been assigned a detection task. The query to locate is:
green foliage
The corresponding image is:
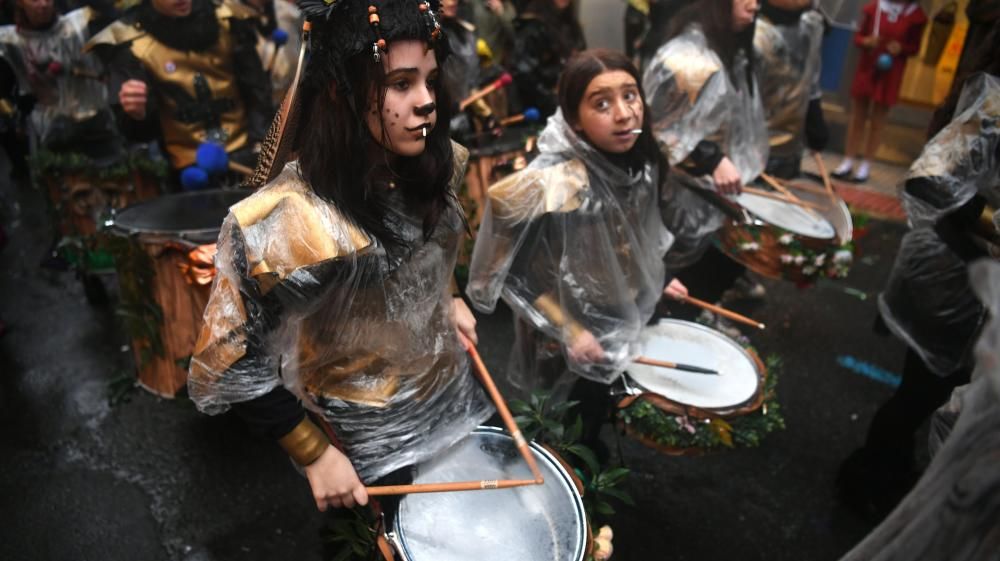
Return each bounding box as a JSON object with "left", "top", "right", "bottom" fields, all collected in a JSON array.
[
  {"left": 324, "top": 506, "right": 378, "bottom": 561},
  {"left": 30, "top": 149, "right": 168, "bottom": 180},
  {"left": 107, "top": 371, "right": 138, "bottom": 406},
  {"left": 618, "top": 356, "right": 786, "bottom": 451},
  {"left": 105, "top": 235, "right": 164, "bottom": 367},
  {"left": 511, "top": 391, "right": 634, "bottom": 525}
]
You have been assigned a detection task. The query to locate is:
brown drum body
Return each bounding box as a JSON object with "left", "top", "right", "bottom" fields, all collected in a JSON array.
[
  {"left": 111, "top": 190, "right": 246, "bottom": 397},
  {"left": 718, "top": 179, "right": 854, "bottom": 284},
  {"left": 44, "top": 169, "right": 161, "bottom": 238},
  {"left": 461, "top": 131, "right": 533, "bottom": 229}
]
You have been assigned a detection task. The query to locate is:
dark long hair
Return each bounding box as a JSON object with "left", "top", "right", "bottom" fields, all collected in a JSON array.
[
  {"left": 522, "top": 0, "right": 586, "bottom": 58},
  {"left": 666, "top": 0, "right": 756, "bottom": 93},
  {"left": 927, "top": 25, "right": 1000, "bottom": 138},
  {"left": 292, "top": 43, "right": 456, "bottom": 253},
  {"left": 557, "top": 49, "right": 669, "bottom": 180}
]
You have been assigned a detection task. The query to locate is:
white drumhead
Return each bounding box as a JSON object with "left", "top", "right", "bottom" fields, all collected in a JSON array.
[
  {"left": 393, "top": 427, "right": 586, "bottom": 561},
  {"left": 628, "top": 320, "right": 761, "bottom": 411},
  {"left": 737, "top": 191, "right": 836, "bottom": 239}
]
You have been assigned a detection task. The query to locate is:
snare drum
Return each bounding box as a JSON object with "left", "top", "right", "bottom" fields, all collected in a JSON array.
[
  {"left": 717, "top": 178, "right": 854, "bottom": 284},
  {"left": 385, "top": 426, "right": 588, "bottom": 561},
  {"left": 109, "top": 190, "right": 247, "bottom": 397},
  {"left": 617, "top": 320, "right": 779, "bottom": 455}
]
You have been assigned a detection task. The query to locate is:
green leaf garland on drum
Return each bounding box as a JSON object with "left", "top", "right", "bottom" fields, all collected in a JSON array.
[{"left": 617, "top": 355, "right": 786, "bottom": 453}]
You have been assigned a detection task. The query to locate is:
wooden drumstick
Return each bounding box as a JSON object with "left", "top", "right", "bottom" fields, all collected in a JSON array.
[
  {"left": 678, "top": 294, "right": 766, "bottom": 330},
  {"left": 742, "top": 186, "right": 825, "bottom": 211},
  {"left": 457, "top": 331, "right": 545, "bottom": 485},
  {"left": 459, "top": 73, "right": 513, "bottom": 111},
  {"left": 634, "top": 356, "right": 719, "bottom": 375},
  {"left": 812, "top": 152, "right": 839, "bottom": 204},
  {"left": 759, "top": 173, "right": 827, "bottom": 219},
  {"left": 228, "top": 161, "right": 255, "bottom": 177},
  {"left": 367, "top": 478, "right": 539, "bottom": 496}
]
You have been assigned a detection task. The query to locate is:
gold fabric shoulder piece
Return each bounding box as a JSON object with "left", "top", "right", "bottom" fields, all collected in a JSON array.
[
  {"left": 84, "top": 19, "right": 145, "bottom": 51},
  {"left": 217, "top": 0, "right": 260, "bottom": 20},
  {"left": 231, "top": 164, "right": 373, "bottom": 281},
  {"left": 660, "top": 43, "right": 722, "bottom": 105},
  {"left": 487, "top": 158, "right": 588, "bottom": 222}
]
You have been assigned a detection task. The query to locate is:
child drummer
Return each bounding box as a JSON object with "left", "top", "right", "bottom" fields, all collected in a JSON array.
[
  {"left": 466, "top": 49, "right": 687, "bottom": 447},
  {"left": 188, "top": 0, "right": 493, "bottom": 512}
]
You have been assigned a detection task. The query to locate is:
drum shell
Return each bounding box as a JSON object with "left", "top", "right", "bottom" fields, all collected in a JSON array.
[
  {"left": 718, "top": 179, "right": 853, "bottom": 283},
  {"left": 109, "top": 190, "right": 244, "bottom": 397},
  {"left": 386, "top": 426, "right": 589, "bottom": 561}
]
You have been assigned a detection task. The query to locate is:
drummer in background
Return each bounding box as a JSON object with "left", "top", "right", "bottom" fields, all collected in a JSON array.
[
  {"left": 643, "top": 0, "right": 769, "bottom": 323},
  {"left": 467, "top": 49, "right": 685, "bottom": 452},
  {"left": 510, "top": 0, "right": 586, "bottom": 119},
  {"left": 188, "top": 0, "right": 493, "bottom": 513},
  {"left": 465, "top": 0, "right": 516, "bottom": 65},
  {"left": 838, "top": 34, "right": 1000, "bottom": 517},
  {"left": 753, "top": 0, "right": 826, "bottom": 179},
  {"left": 86, "top": 0, "right": 273, "bottom": 178},
  {"left": 243, "top": 0, "right": 304, "bottom": 104},
  {"left": 439, "top": 0, "right": 498, "bottom": 140}
]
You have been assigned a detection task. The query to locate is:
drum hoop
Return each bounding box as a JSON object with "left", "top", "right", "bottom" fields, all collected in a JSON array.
[
  {"left": 625, "top": 319, "right": 766, "bottom": 416},
  {"left": 389, "top": 426, "right": 588, "bottom": 561},
  {"left": 107, "top": 189, "right": 242, "bottom": 243}
]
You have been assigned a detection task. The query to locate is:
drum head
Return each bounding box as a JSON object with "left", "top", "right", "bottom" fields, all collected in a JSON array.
[
  {"left": 110, "top": 190, "right": 248, "bottom": 243},
  {"left": 736, "top": 191, "right": 836, "bottom": 239},
  {"left": 628, "top": 320, "right": 762, "bottom": 411},
  {"left": 393, "top": 427, "right": 586, "bottom": 561}
]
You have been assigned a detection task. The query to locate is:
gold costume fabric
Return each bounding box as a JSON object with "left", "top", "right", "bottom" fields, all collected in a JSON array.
[
  {"left": 189, "top": 143, "right": 494, "bottom": 482},
  {"left": 0, "top": 8, "right": 110, "bottom": 147},
  {"left": 466, "top": 110, "right": 673, "bottom": 389},
  {"left": 643, "top": 24, "right": 768, "bottom": 268},
  {"left": 753, "top": 10, "right": 824, "bottom": 162},
  {"left": 879, "top": 73, "right": 1000, "bottom": 376}
]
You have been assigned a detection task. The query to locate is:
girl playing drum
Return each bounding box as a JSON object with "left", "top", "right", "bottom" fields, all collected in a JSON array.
[
  {"left": 188, "top": 0, "right": 494, "bottom": 512},
  {"left": 467, "top": 49, "right": 686, "bottom": 447}
]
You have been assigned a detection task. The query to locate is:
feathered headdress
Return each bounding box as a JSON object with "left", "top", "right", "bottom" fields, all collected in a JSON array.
[{"left": 248, "top": 0, "right": 446, "bottom": 188}]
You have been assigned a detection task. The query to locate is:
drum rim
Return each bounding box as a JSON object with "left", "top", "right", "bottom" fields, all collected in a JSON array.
[
  {"left": 391, "top": 425, "right": 588, "bottom": 561},
  {"left": 736, "top": 192, "right": 849, "bottom": 242},
  {"left": 627, "top": 319, "right": 764, "bottom": 413},
  {"left": 107, "top": 189, "right": 245, "bottom": 242}
]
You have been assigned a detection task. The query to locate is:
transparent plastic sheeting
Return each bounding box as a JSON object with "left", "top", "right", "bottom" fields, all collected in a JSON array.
[
  {"left": 842, "top": 261, "right": 1000, "bottom": 561},
  {"left": 643, "top": 24, "right": 769, "bottom": 268},
  {"left": 754, "top": 10, "right": 824, "bottom": 160},
  {"left": 0, "top": 8, "right": 112, "bottom": 147},
  {"left": 189, "top": 145, "right": 493, "bottom": 482},
  {"left": 878, "top": 73, "right": 1000, "bottom": 377},
  {"left": 466, "top": 110, "right": 673, "bottom": 388}
]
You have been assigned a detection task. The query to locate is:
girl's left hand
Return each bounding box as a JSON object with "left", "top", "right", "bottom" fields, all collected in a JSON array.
[
  {"left": 886, "top": 41, "right": 901, "bottom": 56},
  {"left": 663, "top": 278, "right": 689, "bottom": 300},
  {"left": 452, "top": 297, "right": 478, "bottom": 345}
]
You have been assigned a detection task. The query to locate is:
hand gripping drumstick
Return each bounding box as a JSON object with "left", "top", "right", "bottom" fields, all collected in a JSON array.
[
  {"left": 457, "top": 331, "right": 546, "bottom": 485},
  {"left": 459, "top": 73, "right": 513, "bottom": 111},
  {"left": 678, "top": 294, "right": 766, "bottom": 331}
]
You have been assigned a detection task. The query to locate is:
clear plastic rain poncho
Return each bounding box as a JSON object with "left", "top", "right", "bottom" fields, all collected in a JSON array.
[
  {"left": 754, "top": 10, "right": 824, "bottom": 164},
  {"left": 841, "top": 260, "right": 1000, "bottom": 561},
  {"left": 189, "top": 144, "right": 494, "bottom": 482},
  {"left": 878, "top": 73, "right": 1000, "bottom": 377},
  {"left": 0, "top": 8, "right": 111, "bottom": 148},
  {"left": 643, "top": 24, "right": 769, "bottom": 268},
  {"left": 466, "top": 109, "right": 673, "bottom": 389}
]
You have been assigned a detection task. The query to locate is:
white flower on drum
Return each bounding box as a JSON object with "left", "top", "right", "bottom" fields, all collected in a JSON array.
[
  {"left": 802, "top": 265, "right": 817, "bottom": 276},
  {"left": 739, "top": 241, "right": 760, "bottom": 252},
  {"left": 813, "top": 254, "right": 826, "bottom": 266},
  {"left": 778, "top": 233, "right": 794, "bottom": 245},
  {"left": 780, "top": 254, "right": 794, "bottom": 264},
  {"left": 833, "top": 249, "right": 853, "bottom": 264},
  {"left": 793, "top": 254, "right": 806, "bottom": 265}
]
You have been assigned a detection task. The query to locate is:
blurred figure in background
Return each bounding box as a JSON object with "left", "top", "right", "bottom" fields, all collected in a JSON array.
[
  {"left": 510, "top": 0, "right": 585, "bottom": 118},
  {"left": 467, "top": 0, "right": 516, "bottom": 65},
  {"left": 245, "top": 0, "right": 303, "bottom": 104},
  {"left": 832, "top": 0, "right": 926, "bottom": 183}
]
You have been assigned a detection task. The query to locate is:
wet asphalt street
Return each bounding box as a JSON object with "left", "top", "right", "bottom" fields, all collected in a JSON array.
[{"left": 0, "top": 163, "right": 914, "bottom": 561}]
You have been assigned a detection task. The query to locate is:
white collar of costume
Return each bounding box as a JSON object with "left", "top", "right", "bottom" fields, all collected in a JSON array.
[{"left": 878, "top": 0, "right": 918, "bottom": 23}]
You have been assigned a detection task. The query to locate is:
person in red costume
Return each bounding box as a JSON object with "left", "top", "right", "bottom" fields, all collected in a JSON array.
[{"left": 833, "top": 0, "right": 926, "bottom": 183}]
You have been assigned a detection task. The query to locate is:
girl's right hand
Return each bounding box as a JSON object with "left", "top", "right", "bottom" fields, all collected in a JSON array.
[
  {"left": 568, "top": 329, "right": 606, "bottom": 364},
  {"left": 860, "top": 35, "right": 878, "bottom": 48},
  {"left": 303, "top": 445, "right": 368, "bottom": 511},
  {"left": 712, "top": 157, "right": 743, "bottom": 195}
]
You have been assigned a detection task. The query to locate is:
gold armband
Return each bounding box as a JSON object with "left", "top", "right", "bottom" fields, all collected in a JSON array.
[
  {"left": 533, "top": 293, "right": 585, "bottom": 340},
  {"left": 278, "top": 418, "right": 330, "bottom": 466}
]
